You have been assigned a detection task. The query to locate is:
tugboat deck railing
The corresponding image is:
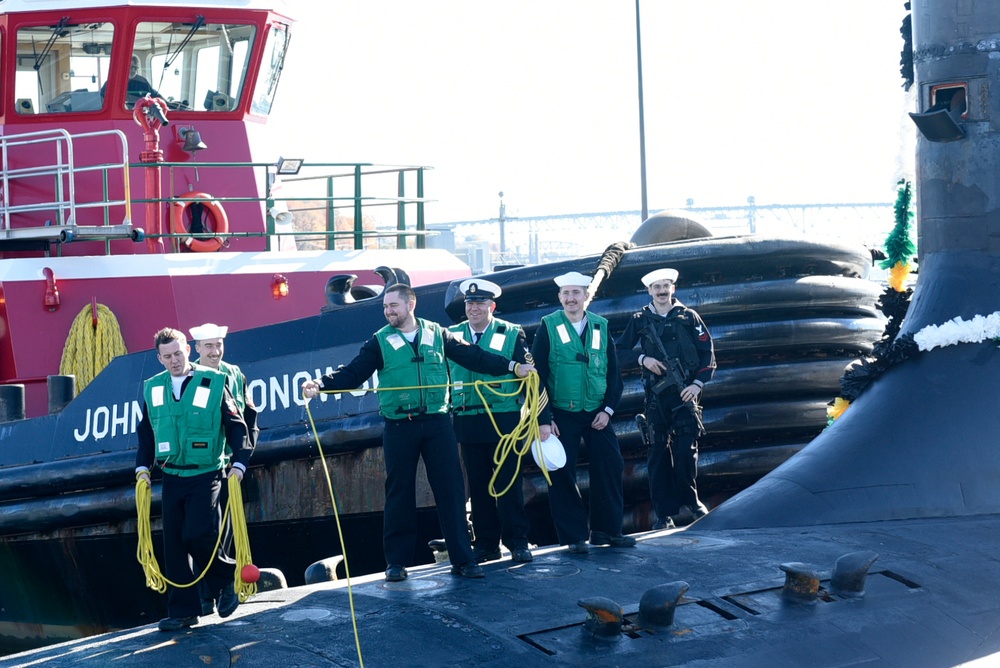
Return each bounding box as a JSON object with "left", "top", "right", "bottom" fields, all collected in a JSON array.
[
  {"left": 0, "top": 126, "right": 432, "bottom": 254},
  {"left": 0, "top": 128, "right": 133, "bottom": 248}
]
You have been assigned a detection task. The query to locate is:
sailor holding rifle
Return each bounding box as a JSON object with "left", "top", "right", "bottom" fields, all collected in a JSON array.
[{"left": 616, "top": 268, "right": 715, "bottom": 530}]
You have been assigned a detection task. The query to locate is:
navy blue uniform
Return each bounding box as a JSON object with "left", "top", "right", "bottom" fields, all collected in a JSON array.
[
  {"left": 531, "top": 319, "right": 626, "bottom": 545},
  {"left": 318, "top": 329, "right": 515, "bottom": 569},
  {"left": 136, "top": 380, "right": 250, "bottom": 619},
  {"left": 617, "top": 300, "right": 715, "bottom": 520},
  {"left": 452, "top": 326, "right": 533, "bottom": 555}
]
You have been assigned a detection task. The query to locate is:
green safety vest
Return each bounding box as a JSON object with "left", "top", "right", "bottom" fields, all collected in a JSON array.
[
  {"left": 144, "top": 365, "right": 228, "bottom": 476},
  {"left": 542, "top": 310, "right": 609, "bottom": 412},
  {"left": 219, "top": 360, "right": 248, "bottom": 412},
  {"left": 375, "top": 319, "right": 450, "bottom": 419},
  {"left": 193, "top": 358, "right": 248, "bottom": 411},
  {"left": 448, "top": 317, "right": 521, "bottom": 415},
  {"left": 192, "top": 359, "right": 251, "bottom": 459}
]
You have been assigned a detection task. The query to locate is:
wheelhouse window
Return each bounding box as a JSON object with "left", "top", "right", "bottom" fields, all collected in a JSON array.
[
  {"left": 15, "top": 20, "right": 115, "bottom": 115},
  {"left": 250, "top": 22, "right": 289, "bottom": 116},
  {"left": 134, "top": 19, "right": 256, "bottom": 112}
]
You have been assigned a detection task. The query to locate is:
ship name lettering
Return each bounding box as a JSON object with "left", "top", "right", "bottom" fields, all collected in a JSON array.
[{"left": 73, "top": 401, "right": 142, "bottom": 442}]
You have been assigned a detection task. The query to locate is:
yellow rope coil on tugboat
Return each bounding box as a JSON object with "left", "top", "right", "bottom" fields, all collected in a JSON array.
[
  {"left": 135, "top": 474, "right": 256, "bottom": 601},
  {"left": 59, "top": 303, "right": 128, "bottom": 392}
]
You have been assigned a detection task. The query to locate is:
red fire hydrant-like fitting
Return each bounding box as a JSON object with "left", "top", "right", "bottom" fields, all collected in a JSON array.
[
  {"left": 133, "top": 96, "right": 170, "bottom": 254},
  {"left": 42, "top": 267, "right": 60, "bottom": 312}
]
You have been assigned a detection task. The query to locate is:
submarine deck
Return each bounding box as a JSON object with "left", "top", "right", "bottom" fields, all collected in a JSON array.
[{"left": 2, "top": 514, "right": 998, "bottom": 667}]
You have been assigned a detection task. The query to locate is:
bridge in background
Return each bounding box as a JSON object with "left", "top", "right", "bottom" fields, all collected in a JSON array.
[{"left": 429, "top": 202, "right": 897, "bottom": 273}]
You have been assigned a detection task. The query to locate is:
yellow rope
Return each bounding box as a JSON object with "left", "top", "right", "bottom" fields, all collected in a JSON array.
[
  {"left": 304, "top": 400, "right": 365, "bottom": 668},
  {"left": 135, "top": 473, "right": 253, "bottom": 597},
  {"left": 468, "top": 373, "right": 555, "bottom": 496},
  {"left": 315, "top": 372, "right": 551, "bottom": 496},
  {"left": 135, "top": 475, "right": 167, "bottom": 594},
  {"left": 59, "top": 303, "right": 127, "bottom": 392},
  {"left": 298, "top": 370, "right": 542, "bottom": 668},
  {"left": 228, "top": 475, "right": 258, "bottom": 602}
]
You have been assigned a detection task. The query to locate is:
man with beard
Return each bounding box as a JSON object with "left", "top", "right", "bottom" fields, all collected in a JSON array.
[
  {"left": 301, "top": 284, "right": 534, "bottom": 581},
  {"left": 616, "top": 268, "right": 715, "bottom": 529},
  {"left": 448, "top": 278, "right": 533, "bottom": 564},
  {"left": 531, "top": 271, "right": 635, "bottom": 553}
]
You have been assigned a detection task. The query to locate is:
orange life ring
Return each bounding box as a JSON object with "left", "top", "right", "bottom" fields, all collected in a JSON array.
[{"left": 170, "top": 192, "right": 229, "bottom": 252}]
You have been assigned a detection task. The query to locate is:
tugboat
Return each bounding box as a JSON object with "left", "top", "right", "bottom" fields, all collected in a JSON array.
[
  {"left": 0, "top": 0, "right": 465, "bottom": 419},
  {"left": 0, "top": 0, "right": 887, "bottom": 653}
]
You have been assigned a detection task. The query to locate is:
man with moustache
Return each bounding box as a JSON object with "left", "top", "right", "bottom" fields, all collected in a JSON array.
[
  {"left": 135, "top": 328, "right": 252, "bottom": 631},
  {"left": 616, "top": 268, "right": 715, "bottom": 530},
  {"left": 188, "top": 323, "right": 259, "bottom": 615},
  {"left": 301, "top": 283, "right": 535, "bottom": 582},
  {"left": 448, "top": 278, "right": 533, "bottom": 564},
  {"left": 531, "top": 271, "right": 635, "bottom": 553}
]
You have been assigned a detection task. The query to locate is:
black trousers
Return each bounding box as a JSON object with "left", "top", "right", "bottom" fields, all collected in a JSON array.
[
  {"left": 160, "top": 470, "right": 235, "bottom": 618},
  {"left": 648, "top": 395, "right": 701, "bottom": 518},
  {"left": 547, "top": 407, "right": 626, "bottom": 544},
  {"left": 382, "top": 414, "right": 474, "bottom": 567},
  {"left": 458, "top": 413, "right": 530, "bottom": 552}
]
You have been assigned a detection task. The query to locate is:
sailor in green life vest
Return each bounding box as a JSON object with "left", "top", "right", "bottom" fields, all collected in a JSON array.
[
  {"left": 189, "top": 322, "right": 259, "bottom": 449},
  {"left": 531, "top": 271, "right": 636, "bottom": 554},
  {"left": 135, "top": 328, "right": 252, "bottom": 632},
  {"left": 189, "top": 322, "right": 260, "bottom": 617},
  {"left": 448, "top": 278, "right": 534, "bottom": 565},
  {"left": 301, "top": 283, "right": 535, "bottom": 583}
]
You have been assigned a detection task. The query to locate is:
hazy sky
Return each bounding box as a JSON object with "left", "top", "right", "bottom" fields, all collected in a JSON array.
[{"left": 270, "top": 1, "right": 913, "bottom": 225}]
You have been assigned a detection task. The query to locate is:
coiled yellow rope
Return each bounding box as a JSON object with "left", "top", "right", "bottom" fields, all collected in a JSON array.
[
  {"left": 135, "top": 474, "right": 167, "bottom": 594},
  {"left": 59, "top": 303, "right": 128, "bottom": 391},
  {"left": 135, "top": 473, "right": 256, "bottom": 601},
  {"left": 468, "top": 373, "right": 555, "bottom": 496},
  {"left": 315, "top": 372, "right": 549, "bottom": 496},
  {"left": 228, "top": 476, "right": 258, "bottom": 602}
]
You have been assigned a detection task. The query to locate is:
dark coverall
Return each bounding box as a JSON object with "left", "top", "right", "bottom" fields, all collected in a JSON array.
[{"left": 616, "top": 301, "right": 715, "bottom": 521}]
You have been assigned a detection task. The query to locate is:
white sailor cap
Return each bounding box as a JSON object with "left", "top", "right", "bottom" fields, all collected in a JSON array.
[
  {"left": 459, "top": 278, "right": 502, "bottom": 301},
  {"left": 553, "top": 271, "right": 593, "bottom": 288},
  {"left": 641, "top": 268, "right": 679, "bottom": 287},
  {"left": 189, "top": 323, "right": 228, "bottom": 341}
]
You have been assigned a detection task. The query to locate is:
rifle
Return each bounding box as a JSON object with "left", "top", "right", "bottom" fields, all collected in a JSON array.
[{"left": 640, "top": 321, "right": 706, "bottom": 436}]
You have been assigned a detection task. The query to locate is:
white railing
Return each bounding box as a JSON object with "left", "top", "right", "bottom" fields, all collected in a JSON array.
[{"left": 0, "top": 128, "right": 132, "bottom": 243}]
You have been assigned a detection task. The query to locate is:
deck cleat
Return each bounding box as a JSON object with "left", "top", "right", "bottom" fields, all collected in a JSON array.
[
  {"left": 830, "top": 551, "right": 880, "bottom": 598},
  {"left": 638, "top": 581, "right": 689, "bottom": 628},
  {"left": 578, "top": 596, "right": 624, "bottom": 639},
  {"left": 779, "top": 562, "right": 821, "bottom": 603}
]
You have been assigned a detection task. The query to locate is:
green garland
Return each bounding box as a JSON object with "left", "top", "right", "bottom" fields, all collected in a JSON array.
[{"left": 879, "top": 179, "right": 916, "bottom": 275}]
